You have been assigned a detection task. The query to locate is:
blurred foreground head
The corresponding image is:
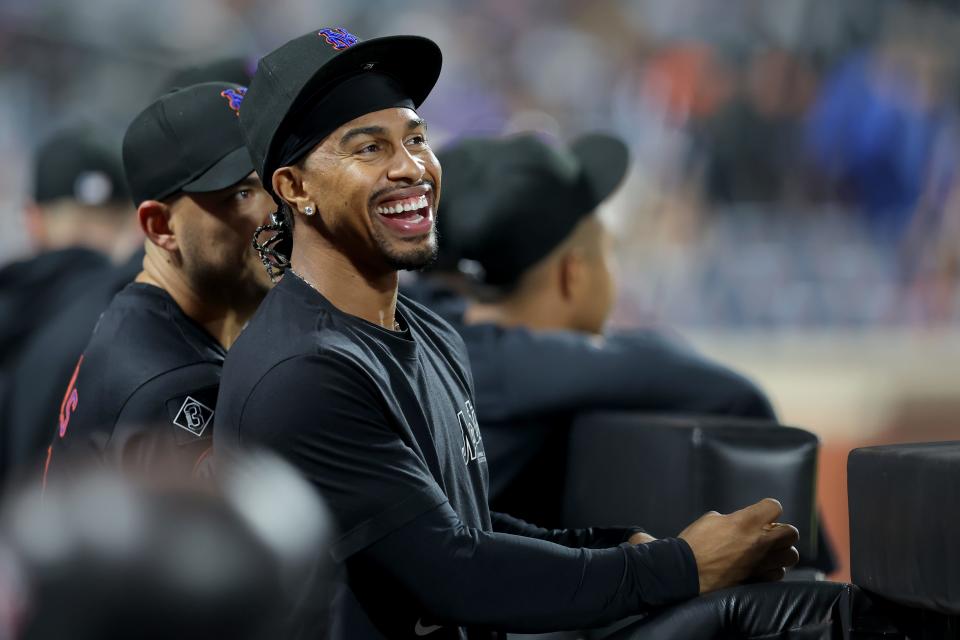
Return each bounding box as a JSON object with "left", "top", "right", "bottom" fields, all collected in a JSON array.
[
  {"left": 0, "top": 452, "right": 333, "bottom": 640},
  {"left": 438, "top": 133, "right": 630, "bottom": 334}
]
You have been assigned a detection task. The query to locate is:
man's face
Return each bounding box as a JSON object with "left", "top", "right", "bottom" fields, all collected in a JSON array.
[
  {"left": 295, "top": 107, "right": 441, "bottom": 272},
  {"left": 171, "top": 173, "right": 275, "bottom": 310}
]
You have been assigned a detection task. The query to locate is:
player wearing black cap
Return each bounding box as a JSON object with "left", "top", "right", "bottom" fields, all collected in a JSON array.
[
  {"left": 0, "top": 126, "right": 135, "bottom": 479},
  {"left": 428, "top": 134, "right": 835, "bottom": 571},
  {"left": 208, "top": 28, "right": 896, "bottom": 640},
  {"left": 423, "top": 136, "right": 770, "bottom": 502},
  {"left": 0, "top": 127, "right": 134, "bottom": 371},
  {"left": 42, "top": 82, "right": 274, "bottom": 484},
  {"left": 1, "top": 61, "right": 259, "bottom": 485}
]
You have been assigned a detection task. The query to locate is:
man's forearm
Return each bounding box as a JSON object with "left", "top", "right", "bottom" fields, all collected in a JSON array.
[
  {"left": 360, "top": 505, "right": 698, "bottom": 632},
  {"left": 491, "top": 511, "right": 644, "bottom": 549}
]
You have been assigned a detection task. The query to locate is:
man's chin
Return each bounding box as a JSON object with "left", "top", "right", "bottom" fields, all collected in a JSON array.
[{"left": 382, "top": 240, "right": 438, "bottom": 272}]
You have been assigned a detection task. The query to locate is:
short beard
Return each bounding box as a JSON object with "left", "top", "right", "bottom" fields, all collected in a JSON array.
[
  {"left": 380, "top": 234, "right": 438, "bottom": 272},
  {"left": 369, "top": 222, "right": 438, "bottom": 271}
]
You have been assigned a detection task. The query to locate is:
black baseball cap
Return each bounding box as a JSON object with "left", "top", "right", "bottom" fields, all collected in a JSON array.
[
  {"left": 239, "top": 27, "right": 442, "bottom": 198},
  {"left": 437, "top": 133, "right": 630, "bottom": 287},
  {"left": 33, "top": 126, "right": 129, "bottom": 206},
  {"left": 122, "top": 81, "right": 254, "bottom": 206}
]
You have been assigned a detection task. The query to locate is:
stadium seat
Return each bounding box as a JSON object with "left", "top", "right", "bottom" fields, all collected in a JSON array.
[
  {"left": 561, "top": 413, "right": 820, "bottom": 562},
  {"left": 848, "top": 442, "right": 960, "bottom": 638}
]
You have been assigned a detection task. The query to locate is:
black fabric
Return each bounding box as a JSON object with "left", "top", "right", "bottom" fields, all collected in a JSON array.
[
  {"left": 0, "top": 248, "right": 110, "bottom": 368},
  {"left": 2, "top": 249, "right": 143, "bottom": 482},
  {"left": 428, "top": 297, "right": 775, "bottom": 522},
  {"left": 605, "top": 582, "right": 898, "bottom": 640},
  {"left": 351, "top": 503, "right": 696, "bottom": 637},
  {"left": 415, "top": 282, "right": 835, "bottom": 572},
  {"left": 214, "top": 274, "right": 699, "bottom": 639},
  {"left": 848, "top": 442, "right": 960, "bottom": 615},
  {"left": 489, "top": 511, "right": 644, "bottom": 549},
  {"left": 275, "top": 72, "right": 415, "bottom": 171},
  {"left": 43, "top": 283, "right": 225, "bottom": 484},
  {"left": 562, "top": 414, "right": 821, "bottom": 563},
  {"left": 123, "top": 82, "right": 252, "bottom": 205}
]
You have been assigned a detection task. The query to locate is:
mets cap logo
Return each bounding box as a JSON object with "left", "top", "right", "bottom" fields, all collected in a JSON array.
[
  {"left": 220, "top": 86, "right": 247, "bottom": 116},
  {"left": 318, "top": 27, "right": 359, "bottom": 51}
]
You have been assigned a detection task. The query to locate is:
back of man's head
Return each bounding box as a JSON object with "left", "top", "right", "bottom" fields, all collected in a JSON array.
[
  {"left": 28, "top": 126, "right": 133, "bottom": 256},
  {"left": 437, "top": 133, "right": 629, "bottom": 334}
]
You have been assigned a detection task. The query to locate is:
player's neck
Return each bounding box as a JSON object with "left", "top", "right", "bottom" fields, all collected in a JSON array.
[
  {"left": 136, "top": 248, "right": 252, "bottom": 349},
  {"left": 466, "top": 294, "right": 574, "bottom": 333},
  {"left": 290, "top": 235, "right": 399, "bottom": 331}
]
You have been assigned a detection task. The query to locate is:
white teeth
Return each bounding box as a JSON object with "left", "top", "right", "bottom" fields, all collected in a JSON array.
[{"left": 377, "top": 195, "right": 430, "bottom": 215}]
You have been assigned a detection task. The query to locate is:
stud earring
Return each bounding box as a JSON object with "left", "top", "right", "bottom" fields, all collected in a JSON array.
[{"left": 304, "top": 205, "right": 315, "bottom": 216}]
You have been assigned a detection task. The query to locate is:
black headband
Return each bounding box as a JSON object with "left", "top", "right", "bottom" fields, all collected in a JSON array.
[{"left": 272, "top": 72, "right": 415, "bottom": 177}]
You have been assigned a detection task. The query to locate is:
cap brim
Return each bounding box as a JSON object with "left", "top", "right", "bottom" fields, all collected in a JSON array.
[
  {"left": 293, "top": 35, "right": 442, "bottom": 119},
  {"left": 182, "top": 146, "right": 254, "bottom": 194},
  {"left": 570, "top": 133, "right": 630, "bottom": 207}
]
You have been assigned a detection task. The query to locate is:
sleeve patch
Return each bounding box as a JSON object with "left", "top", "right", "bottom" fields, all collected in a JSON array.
[{"left": 166, "top": 386, "right": 218, "bottom": 441}]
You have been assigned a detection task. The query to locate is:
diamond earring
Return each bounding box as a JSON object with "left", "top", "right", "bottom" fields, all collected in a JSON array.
[{"left": 304, "top": 205, "right": 315, "bottom": 216}]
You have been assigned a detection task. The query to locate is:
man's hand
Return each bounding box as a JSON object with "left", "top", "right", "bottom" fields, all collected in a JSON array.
[
  {"left": 678, "top": 498, "right": 799, "bottom": 594},
  {"left": 628, "top": 531, "right": 657, "bottom": 545}
]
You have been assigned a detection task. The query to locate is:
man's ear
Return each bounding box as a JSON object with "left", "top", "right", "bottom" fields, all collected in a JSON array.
[
  {"left": 23, "top": 201, "right": 47, "bottom": 249},
  {"left": 273, "top": 166, "right": 311, "bottom": 215},
  {"left": 558, "top": 248, "right": 587, "bottom": 301},
  {"left": 137, "top": 200, "right": 178, "bottom": 252}
]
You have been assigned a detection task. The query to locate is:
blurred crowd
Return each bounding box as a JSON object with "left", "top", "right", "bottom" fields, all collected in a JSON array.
[{"left": 3, "top": 0, "right": 960, "bottom": 328}]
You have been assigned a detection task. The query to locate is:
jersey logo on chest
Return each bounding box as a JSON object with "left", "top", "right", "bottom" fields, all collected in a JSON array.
[
  {"left": 172, "top": 396, "right": 214, "bottom": 437},
  {"left": 457, "top": 400, "right": 486, "bottom": 465}
]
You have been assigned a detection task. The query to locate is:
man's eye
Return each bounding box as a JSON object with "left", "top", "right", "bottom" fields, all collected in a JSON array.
[
  {"left": 233, "top": 189, "right": 251, "bottom": 201},
  {"left": 408, "top": 135, "right": 427, "bottom": 146},
  {"left": 358, "top": 143, "right": 380, "bottom": 154}
]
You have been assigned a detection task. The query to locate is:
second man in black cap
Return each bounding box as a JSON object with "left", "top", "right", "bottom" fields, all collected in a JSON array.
[{"left": 43, "top": 82, "right": 275, "bottom": 484}]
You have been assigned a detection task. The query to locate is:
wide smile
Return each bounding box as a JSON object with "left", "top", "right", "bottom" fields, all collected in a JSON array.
[{"left": 372, "top": 186, "right": 434, "bottom": 238}]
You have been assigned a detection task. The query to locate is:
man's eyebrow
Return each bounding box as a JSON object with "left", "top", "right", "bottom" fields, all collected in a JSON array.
[
  {"left": 339, "top": 125, "right": 387, "bottom": 146},
  {"left": 407, "top": 117, "right": 427, "bottom": 131}
]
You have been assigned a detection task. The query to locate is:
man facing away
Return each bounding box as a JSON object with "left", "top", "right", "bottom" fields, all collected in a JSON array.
[{"left": 43, "top": 82, "right": 274, "bottom": 483}]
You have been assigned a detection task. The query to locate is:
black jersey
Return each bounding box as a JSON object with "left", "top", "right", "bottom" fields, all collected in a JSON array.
[
  {"left": 3, "top": 250, "right": 143, "bottom": 481},
  {"left": 44, "top": 283, "right": 225, "bottom": 482},
  {"left": 215, "top": 274, "right": 699, "bottom": 639}
]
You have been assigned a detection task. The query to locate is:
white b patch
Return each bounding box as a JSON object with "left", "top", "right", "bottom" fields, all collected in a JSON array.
[{"left": 172, "top": 396, "right": 214, "bottom": 437}]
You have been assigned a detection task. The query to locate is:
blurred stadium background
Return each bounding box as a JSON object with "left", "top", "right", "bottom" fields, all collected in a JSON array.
[{"left": 4, "top": 0, "right": 960, "bottom": 581}]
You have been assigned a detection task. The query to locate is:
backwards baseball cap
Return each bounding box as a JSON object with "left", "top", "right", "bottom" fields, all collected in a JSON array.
[
  {"left": 33, "top": 126, "right": 130, "bottom": 207},
  {"left": 239, "top": 27, "right": 442, "bottom": 198},
  {"left": 122, "top": 81, "right": 254, "bottom": 206},
  {"left": 438, "top": 133, "right": 630, "bottom": 287}
]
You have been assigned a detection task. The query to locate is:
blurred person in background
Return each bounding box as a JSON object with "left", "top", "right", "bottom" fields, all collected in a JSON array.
[
  {"left": 2, "top": 450, "right": 334, "bottom": 640},
  {"left": 42, "top": 81, "right": 274, "bottom": 484},
  {"left": 212, "top": 27, "right": 891, "bottom": 639},
  {"left": 421, "top": 132, "right": 835, "bottom": 573},
  {"left": 1, "top": 59, "right": 255, "bottom": 485},
  {"left": 418, "top": 134, "right": 772, "bottom": 507},
  {"left": 0, "top": 126, "right": 134, "bottom": 375},
  {"left": 0, "top": 126, "right": 135, "bottom": 478}
]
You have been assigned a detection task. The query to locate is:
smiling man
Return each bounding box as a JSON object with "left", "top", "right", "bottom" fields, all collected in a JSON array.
[
  {"left": 43, "top": 82, "right": 275, "bottom": 484},
  {"left": 213, "top": 28, "right": 889, "bottom": 640}
]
